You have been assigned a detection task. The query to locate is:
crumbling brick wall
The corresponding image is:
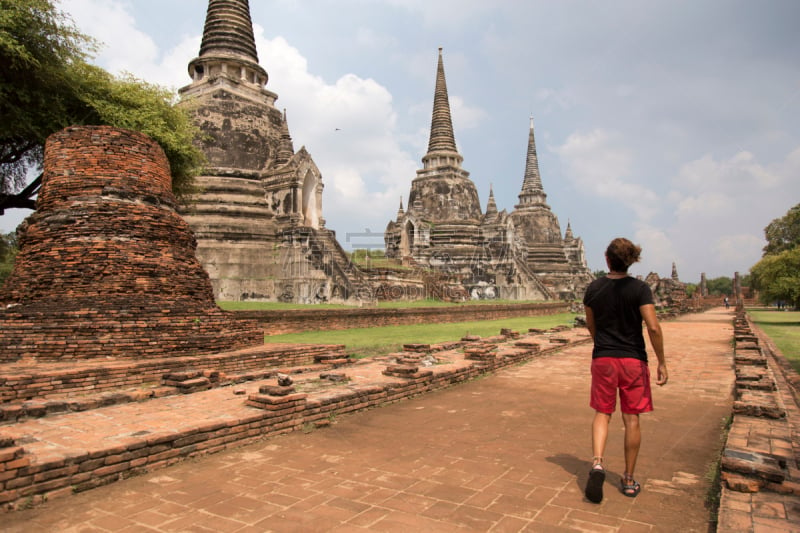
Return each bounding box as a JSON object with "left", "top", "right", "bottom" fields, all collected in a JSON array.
[{"left": 0, "top": 126, "right": 263, "bottom": 362}]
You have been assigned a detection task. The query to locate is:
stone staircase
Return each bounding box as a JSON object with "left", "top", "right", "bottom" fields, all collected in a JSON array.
[
  {"left": 181, "top": 175, "right": 276, "bottom": 240},
  {"left": 282, "top": 226, "right": 374, "bottom": 302}
]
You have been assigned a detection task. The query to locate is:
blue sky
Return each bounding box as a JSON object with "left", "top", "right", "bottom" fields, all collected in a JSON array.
[{"left": 4, "top": 0, "right": 799, "bottom": 282}]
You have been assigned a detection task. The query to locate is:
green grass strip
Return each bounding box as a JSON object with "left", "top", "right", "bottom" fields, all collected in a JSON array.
[
  {"left": 263, "top": 312, "right": 577, "bottom": 359},
  {"left": 218, "top": 299, "right": 550, "bottom": 311},
  {"left": 747, "top": 308, "right": 800, "bottom": 373}
]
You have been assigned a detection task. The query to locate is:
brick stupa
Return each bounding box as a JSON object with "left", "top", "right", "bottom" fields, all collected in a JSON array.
[{"left": 0, "top": 126, "right": 264, "bottom": 363}]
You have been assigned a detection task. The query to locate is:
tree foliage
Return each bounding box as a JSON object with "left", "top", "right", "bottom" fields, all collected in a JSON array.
[
  {"left": 750, "top": 203, "right": 800, "bottom": 308},
  {"left": 750, "top": 248, "right": 800, "bottom": 308},
  {"left": 706, "top": 276, "right": 733, "bottom": 296},
  {"left": 0, "top": 231, "right": 17, "bottom": 286},
  {"left": 72, "top": 64, "right": 204, "bottom": 199},
  {"left": 0, "top": 0, "right": 203, "bottom": 204},
  {"left": 763, "top": 203, "right": 800, "bottom": 255}
]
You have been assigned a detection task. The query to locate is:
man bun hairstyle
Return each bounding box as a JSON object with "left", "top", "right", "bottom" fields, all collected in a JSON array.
[{"left": 606, "top": 237, "right": 642, "bottom": 273}]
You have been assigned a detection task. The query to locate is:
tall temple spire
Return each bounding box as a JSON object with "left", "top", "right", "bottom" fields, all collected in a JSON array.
[
  {"left": 199, "top": 0, "right": 259, "bottom": 63},
  {"left": 516, "top": 116, "right": 548, "bottom": 208},
  {"left": 422, "top": 48, "right": 463, "bottom": 170},
  {"left": 183, "top": 0, "right": 274, "bottom": 105}
]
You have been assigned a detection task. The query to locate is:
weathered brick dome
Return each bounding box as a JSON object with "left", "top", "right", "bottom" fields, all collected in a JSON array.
[{"left": 0, "top": 126, "right": 263, "bottom": 362}]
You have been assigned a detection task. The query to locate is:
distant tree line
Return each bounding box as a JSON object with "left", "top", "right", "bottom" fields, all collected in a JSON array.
[{"left": 750, "top": 203, "right": 800, "bottom": 309}]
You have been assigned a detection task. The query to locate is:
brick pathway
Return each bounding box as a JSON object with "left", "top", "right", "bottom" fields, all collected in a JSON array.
[{"left": 1, "top": 309, "right": 743, "bottom": 531}]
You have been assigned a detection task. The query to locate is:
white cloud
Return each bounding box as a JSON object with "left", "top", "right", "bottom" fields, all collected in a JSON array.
[
  {"left": 673, "top": 151, "right": 781, "bottom": 192},
  {"left": 449, "top": 95, "right": 488, "bottom": 131},
  {"left": 554, "top": 129, "right": 660, "bottom": 221},
  {"left": 256, "top": 33, "right": 418, "bottom": 237},
  {"left": 675, "top": 192, "right": 732, "bottom": 217},
  {"left": 713, "top": 234, "right": 764, "bottom": 270},
  {"left": 631, "top": 225, "right": 676, "bottom": 277},
  {"left": 535, "top": 88, "right": 575, "bottom": 112},
  {"left": 380, "top": 0, "right": 496, "bottom": 27},
  {"left": 59, "top": 0, "right": 197, "bottom": 90}
]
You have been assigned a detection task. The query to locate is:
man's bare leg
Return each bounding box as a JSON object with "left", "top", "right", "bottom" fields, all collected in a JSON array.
[
  {"left": 620, "top": 412, "right": 642, "bottom": 497},
  {"left": 586, "top": 411, "right": 611, "bottom": 503},
  {"left": 592, "top": 411, "right": 611, "bottom": 464},
  {"left": 621, "top": 412, "right": 641, "bottom": 475}
]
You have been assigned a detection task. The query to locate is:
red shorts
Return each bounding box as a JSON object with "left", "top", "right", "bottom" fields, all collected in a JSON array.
[{"left": 590, "top": 357, "right": 653, "bottom": 414}]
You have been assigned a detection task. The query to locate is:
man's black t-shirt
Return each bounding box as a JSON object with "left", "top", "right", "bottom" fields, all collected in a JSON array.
[{"left": 582, "top": 276, "right": 655, "bottom": 362}]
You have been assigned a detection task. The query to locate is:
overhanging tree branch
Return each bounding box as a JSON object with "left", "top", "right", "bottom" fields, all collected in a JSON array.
[{"left": 0, "top": 173, "right": 41, "bottom": 214}]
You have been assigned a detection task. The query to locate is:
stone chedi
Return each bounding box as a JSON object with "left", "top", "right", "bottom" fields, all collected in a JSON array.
[
  {"left": 385, "top": 49, "right": 485, "bottom": 278},
  {"left": 386, "top": 49, "right": 592, "bottom": 300},
  {"left": 0, "top": 126, "right": 264, "bottom": 363},
  {"left": 510, "top": 118, "right": 594, "bottom": 298},
  {"left": 178, "top": 0, "right": 367, "bottom": 303}
]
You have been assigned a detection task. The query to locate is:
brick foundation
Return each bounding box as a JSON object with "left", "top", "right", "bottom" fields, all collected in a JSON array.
[
  {"left": 0, "top": 328, "right": 591, "bottom": 511},
  {"left": 238, "top": 301, "right": 570, "bottom": 335},
  {"left": 0, "top": 126, "right": 263, "bottom": 362}
]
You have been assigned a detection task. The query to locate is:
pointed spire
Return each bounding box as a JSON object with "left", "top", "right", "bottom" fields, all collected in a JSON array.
[
  {"left": 427, "top": 48, "right": 457, "bottom": 154},
  {"left": 672, "top": 262, "right": 679, "bottom": 281},
  {"left": 397, "top": 197, "right": 405, "bottom": 219},
  {"left": 564, "top": 221, "right": 574, "bottom": 241},
  {"left": 485, "top": 185, "right": 498, "bottom": 217},
  {"left": 422, "top": 48, "right": 463, "bottom": 169},
  {"left": 275, "top": 109, "right": 294, "bottom": 165},
  {"left": 199, "top": 0, "right": 259, "bottom": 63},
  {"left": 517, "top": 116, "right": 548, "bottom": 208}
]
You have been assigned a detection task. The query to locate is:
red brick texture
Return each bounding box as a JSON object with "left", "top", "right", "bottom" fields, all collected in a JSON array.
[
  {"left": 238, "top": 302, "right": 570, "bottom": 335},
  {"left": 0, "top": 126, "right": 263, "bottom": 362}
]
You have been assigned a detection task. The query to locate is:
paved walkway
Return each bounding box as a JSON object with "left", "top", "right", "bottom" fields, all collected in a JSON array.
[{"left": 2, "top": 309, "right": 736, "bottom": 532}]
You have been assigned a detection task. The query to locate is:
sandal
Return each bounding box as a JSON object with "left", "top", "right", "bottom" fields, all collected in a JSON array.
[
  {"left": 585, "top": 458, "right": 605, "bottom": 503},
  {"left": 621, "top": 473, "right": 641, "bottom": 498}
]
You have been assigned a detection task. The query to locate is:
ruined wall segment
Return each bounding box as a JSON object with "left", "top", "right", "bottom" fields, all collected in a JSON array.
[{"left": 0, "top": 126, "right": 263, "bottom": 363}]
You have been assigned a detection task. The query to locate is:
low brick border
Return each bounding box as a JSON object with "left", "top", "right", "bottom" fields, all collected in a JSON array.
[
  {"left": 0, "top": 330, "right": 590, "bottom": 512},
  {"left": 717, "top": 311, "right": 800, "bottom": 531},
  {"left": 237, "top": 302, "right": 570, "bottom": 335},
  {"left": 0, "top": 344, "right": 345, "bottom": 404}
]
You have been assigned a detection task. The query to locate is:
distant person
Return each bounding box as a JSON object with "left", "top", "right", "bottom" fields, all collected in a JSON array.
[
  {"left": 582, "top": 238, "right": 668, "bottom": 503},
  {"left": 724, "top": 296, "right": 729, "bottom": 309}
]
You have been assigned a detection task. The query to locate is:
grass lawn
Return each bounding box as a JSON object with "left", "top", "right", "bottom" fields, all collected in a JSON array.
[
  {"left": 263, "top": 312, "right": 578, "bottom": 359},
  {"left": 747, "top": 308, "right": 800, "bottom": 373},
  {"left": 218, "top": 299, "right": 548, "bottom": 311}
]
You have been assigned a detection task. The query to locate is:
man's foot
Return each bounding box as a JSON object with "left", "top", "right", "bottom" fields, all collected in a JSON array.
[
  {"left": 621, "top": 473, "right": 641, "bottom": 498},
  {"left": 585, "top": 462, "right": 605, "bottom": 503}
]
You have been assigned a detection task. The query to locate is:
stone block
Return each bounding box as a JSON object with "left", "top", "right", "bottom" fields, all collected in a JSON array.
[
  {"left": 722, "top": 449, "right": 786, "bottom": 483},
  {"left": 258, "top": 385, "right": 295, "bottom": 396}
]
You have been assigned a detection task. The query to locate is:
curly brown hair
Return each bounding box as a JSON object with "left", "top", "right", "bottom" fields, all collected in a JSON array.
[{"left": 605, "top": 237, "right": 642, "bottom": 273}]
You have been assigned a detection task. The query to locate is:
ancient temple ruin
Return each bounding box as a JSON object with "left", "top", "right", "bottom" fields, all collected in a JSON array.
[
  {"left": 509, "top": 118, "right": 594, "bottom": 298},
  {"left": 178, "top": 0, "right": 368, "bottom": 303},
  {"left": 0, "top": 126, "right": 264, "bottom": 362},
  {"left": 645, "top": 262, "right": 689, "bottom": 310},
  {"left": 385, "top": 50, "right": 593, "bottom": 300}
]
